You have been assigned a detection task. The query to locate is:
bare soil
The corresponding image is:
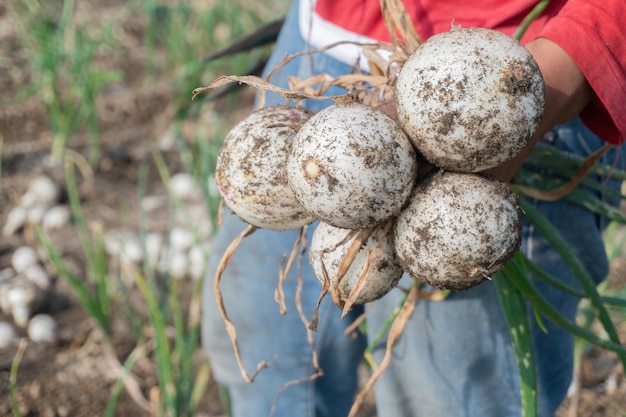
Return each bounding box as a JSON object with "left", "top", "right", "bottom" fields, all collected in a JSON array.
[
  {"left": 1, "top": 2, "right": 625, "bottom": 417},
  {"left": 0, "top": 2, "right": 231, "bottom": 415}
]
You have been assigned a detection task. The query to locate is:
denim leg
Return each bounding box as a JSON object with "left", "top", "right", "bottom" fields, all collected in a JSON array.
[
  {"left": 201, "top": 2, "right": 366, "bottom": 417},
  {"left": 367, "top": 276, "right": 521, "bottom": 417},
  {"left": 202, "top": 218, "right": 365, "bottom": 417}
]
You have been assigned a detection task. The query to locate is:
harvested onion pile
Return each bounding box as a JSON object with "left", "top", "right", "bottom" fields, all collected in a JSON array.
[
  {"left": 196, "top": 6, "right": 544, "bottom": 410},
  {"left": 201, "top": 24, "right": 543, "bottom": 300}
]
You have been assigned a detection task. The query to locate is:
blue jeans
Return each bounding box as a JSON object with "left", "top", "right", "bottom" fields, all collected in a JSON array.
[{"left": 201, "top": 2, "right": 625, "bottom": 416}]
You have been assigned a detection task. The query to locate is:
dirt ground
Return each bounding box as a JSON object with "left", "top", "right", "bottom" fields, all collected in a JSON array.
[
  {"left": 0, "top": 1, "right": 230, "bottom": 416},
  {"left": 1, "top": 2, "right": 625, "bottom": 417}
]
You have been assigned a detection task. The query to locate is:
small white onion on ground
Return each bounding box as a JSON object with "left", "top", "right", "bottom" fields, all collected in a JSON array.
[
  {"left": 24, "top": 264, "right": 52, "bottom": 290},
  {"left": 169, "top": 226, "right": 195, "bottom": 253},
  {"left": 11, "top": 246, "right": 39, "bottom": 274},
  {"left": 26, "top": 204, "right": 50, "bottom": 226},
  {"left": 103, "top": 231, "right": 122, "bottom": 256},
  {"left": 215, "top": 105, "right": 316, "bottom": 230},
  {"left": 104, "top": 230, "right": 133, "bottom": 257},
  {"left": 288, "top": 102, "right": 418, "bottom": 229},
  {"left": 6, "top": 279, "right": 45, "bottom": 327},
  {"left": 188, "top": 243, "right": 210, "bottom": 281},
  {"left": 309, "top": 221, "right": 403, "bottom": 307},
  {"left": 396, "top": 27, "right": 545, "bottom": 173},
  {"left": 170, "top": 172, "right": 203, "bottom": 202},
  {"left": 26, "top": 175, "right": 61, "bottom": 206},
  {"left": 121, "top": 236, "right": 144, "bottom": 265},
  {"left": 0, "top": 321, "right": 18, "bottom": 348},
  {"left": 144, "top": 232, "right": 164, "bottom": 266},
  {"left": 2, "top": 205, "right": 27, "bottom": 236},
  {"left": 42, "top": 205, "right": 71, "bottom": 230},
  {"left": 140, "top": 195, "right": 167, "bottom": 212},
  {"left": 27, "top": 314, "right": 59, "bottom": 343},
  {"left": 177, "top": 203, "right": 212, "bottom": 239},
  {"left": 159, "top": 249, "right": 188, "bottom": 279},
  {"left": 393, "top": 171, "right": 522, "bottom": 291}
]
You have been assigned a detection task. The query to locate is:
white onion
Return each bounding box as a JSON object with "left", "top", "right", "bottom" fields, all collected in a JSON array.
[
  {"left": 309, "top": 221, "right": 403, "bottom": 306},
  {"left": 0, "top": 321, "right": 18, "bottom": 348},
  {"left": 27, "top": 314, "right": 59, "bottom": 343},
  {"left": 140, "top": 195, "right": 168, "bottom": 212},
  {"left": 188, "top": 243, "right": 210, "bottom": 281},
  {"left": 6, "top": 279, "right": 44, "bottom": 327},
  {"left": 42, "top": 205, "right": 71, "bottom": 230},
  {"left": 288, "top": 102, "right": 417, "bottom": 229},
  {"left": 144, "top": 232, "right": 164, "bottom": 265},
  {"left": 396, "top": 27, "right": 545, "bottom": 173},
  {"left": 215, "top": 105, "right": 317, "bottom": 230},
  {"left": 27, "top": 175, "right": 61, "bottom": 205},
  {"left": 170, "top": 172, "right": 203, "bottom": 202},
  {"left": 121, "top": 236, "right": 144, "bottom": 265},
  {"left": 3, "top": 205, "right": 27, "bottom": 236},
  {"left": 159, "top": 249, "right": 188, "bottom": 279},
  {"left": 394, "top": 171, "right": 522, "bottom": 290},
  {"left": 12, "top": 246, "right": 39, "bottom": 274},
  {"left": 26, "top": 204, "right": 50, "bottom": 226},
  {"left": 24, "top": 264, "right": 52, "bottom": 290},
  {"left": 169, "top": 226, "right": 195, "bottom": 253}
]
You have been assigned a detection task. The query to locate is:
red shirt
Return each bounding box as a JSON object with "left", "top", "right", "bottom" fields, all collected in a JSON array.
[{"left": 306, "top": 0, "right": 625, "bottom": 144}]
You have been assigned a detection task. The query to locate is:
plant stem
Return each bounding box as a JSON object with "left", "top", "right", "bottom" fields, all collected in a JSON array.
[
  {"left": 513, "top": 0, "right": 551, "bottom": 41},
  {"left": 10, "top": 338, "right": 28, "bottom": 417}
]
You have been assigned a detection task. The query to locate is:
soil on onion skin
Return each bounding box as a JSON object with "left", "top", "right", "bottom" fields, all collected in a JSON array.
[{"left": 0, "top": 3, "right": 625, "bottom": 417}]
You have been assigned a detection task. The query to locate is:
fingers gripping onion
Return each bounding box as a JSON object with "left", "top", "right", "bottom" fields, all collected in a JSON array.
[
  {"left": 393, "top": 171, "right": 522, "bottom": 291},
  {"left": 215, "top": 105, "right": 317, "bottom": 230}
]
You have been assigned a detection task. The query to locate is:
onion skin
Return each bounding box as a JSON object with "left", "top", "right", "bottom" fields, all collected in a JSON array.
[
  {"left": 288, "top": 102, "right": 418, "bottom": 230},
  {"left": 309, "top": 221, "right": 404, "bottom": 306},
  {"left": 396, "top": 27, "right": 545, "bottom": 173},
  {"left": 393, "top": 171, "right": 522, "bottom": 291},
  {"left": 215, "top": 105, "right": 317, "bottom": 231}
]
